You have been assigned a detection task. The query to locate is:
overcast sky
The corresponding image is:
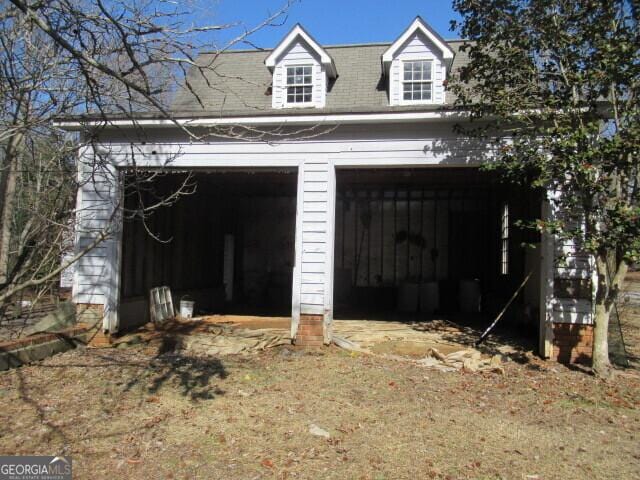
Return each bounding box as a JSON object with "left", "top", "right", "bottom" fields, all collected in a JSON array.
[{"left": 203, "top": 0, "right": 461, "bottom": 50}]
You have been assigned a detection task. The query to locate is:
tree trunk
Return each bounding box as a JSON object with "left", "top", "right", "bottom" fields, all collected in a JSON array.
[
  {"left": 0, "top": 130, "right": 24, "bottom": 286},
  {"left": 592, "top": 287, "right": 612, "bottom": 377},
  {"left": 592, "top": 251, "right": 629, "bottom": 378}
]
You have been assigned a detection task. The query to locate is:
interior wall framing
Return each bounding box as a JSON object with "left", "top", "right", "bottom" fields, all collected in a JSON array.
[
  {"left": 333, "top": 167, "right": 542, "bottom": 325},
  {"left": 118, "top": 169, "right": 297, "bottom": 329}
]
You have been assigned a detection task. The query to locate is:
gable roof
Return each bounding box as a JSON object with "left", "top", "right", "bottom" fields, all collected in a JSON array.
[
  {"left": 382, "top": 17, "right": 455, "bottom": 66},
  {"left": 264, "top": 24, "right": 337, "bottom": 78},
  {"left": 171, "top": 40, "right": 469, "bottom": 118}
]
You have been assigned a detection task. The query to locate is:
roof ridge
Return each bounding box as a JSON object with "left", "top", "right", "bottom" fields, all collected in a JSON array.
[{"left": 199, "top": 38, "right": 466, "bottom": 56}]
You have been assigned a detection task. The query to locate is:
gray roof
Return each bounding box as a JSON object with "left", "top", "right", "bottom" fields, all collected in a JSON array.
[{"left": 171, "top": 41, "right": 469, "bottom": 118}]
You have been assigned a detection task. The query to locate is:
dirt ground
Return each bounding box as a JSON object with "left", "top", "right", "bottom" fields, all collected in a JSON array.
[
  {"left": 1, "top": 340, "right": 639, "bottom": 480},
  {"left": 0, "top": 272, "right": 638, "bottom": 480}
]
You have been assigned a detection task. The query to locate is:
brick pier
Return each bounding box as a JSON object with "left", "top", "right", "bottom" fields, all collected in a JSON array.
[
  {"left": 295, "top": 314, "right": 325, "bottom": 347},
  {"left": 551, "top": 323, "right": 593, "bottom": 365}
]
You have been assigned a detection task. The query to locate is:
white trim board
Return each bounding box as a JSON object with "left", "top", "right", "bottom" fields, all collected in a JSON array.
[
  {"left": 54, "top": 110, "right": 469, "bottom": 130},
  {"left": 382, "top": 17, "right": 454, "bottom": 66},
  {"left": 265, "top": 24, "right": 337, "bottom": 78}
]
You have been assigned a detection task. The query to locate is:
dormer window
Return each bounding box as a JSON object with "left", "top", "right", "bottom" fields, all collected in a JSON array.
[
  {"left": 265, "top": 25, "right": 337, "bottom": 109},
  {"left": 383, "top": 17, "right": 455, "bottom": 107},
  {"left": 286, "top": 66, "right": 313, "bottom": 104},
  {"left": 402, "top": 60, "right": 433, "bottom": 102}
]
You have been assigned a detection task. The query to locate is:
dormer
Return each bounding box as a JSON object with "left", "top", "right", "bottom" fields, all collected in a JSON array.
[
  {"left": 265, "top": 24, "right": 336, "bottom": 109},
  {"left": 382, "top": 17, "right": 455, "bottom": 106}
]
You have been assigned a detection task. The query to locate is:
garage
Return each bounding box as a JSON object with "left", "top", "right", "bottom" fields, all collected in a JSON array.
[
  {"left": 118, "top": 169, "right": 298, "bottom": 330},
  {"left": 333, "top": 167, "right": 542, "bottom": 339}
]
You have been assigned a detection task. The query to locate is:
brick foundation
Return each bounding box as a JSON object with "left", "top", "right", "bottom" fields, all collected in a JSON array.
[
  {"left": 76, "top": 304, "right": 112, "bottom": 348},
  {"left": 551, "top": 323, "right": 593, "bottom": 365},
  {"left": 295, "top": 314, "right": 325, "bottom": 347}
]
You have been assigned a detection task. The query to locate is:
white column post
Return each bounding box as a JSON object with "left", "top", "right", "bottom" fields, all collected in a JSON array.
[
  {"left": 104, "top": 165, "right": 124, "bottom": 333},
  {"left": 539, "top": 195, "right": 554, "bottom": 358},
  {"left": 323, "top": 162, "right": 337, "bottom": 343},
  {"left": 291, "top": 162, "right": 305, "bottom": 339}
]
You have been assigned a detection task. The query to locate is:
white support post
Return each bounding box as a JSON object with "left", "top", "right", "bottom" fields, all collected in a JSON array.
[
  {"left": 71, "top": 145, "right": 87, "bottom": 306},
  {"left": 104, "top": 166, "right": 124, "bottom": 333},
  {"left": 291, "top": 162, "right": 305, "bottom": 340},
  {"left": 539, "top": 196, "right": 555, "bottom": 358},
  {"left": 323, "top": 162, "right": 337, "bottom": 344}
]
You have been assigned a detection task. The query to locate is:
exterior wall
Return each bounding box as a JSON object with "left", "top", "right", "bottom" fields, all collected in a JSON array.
[
  {"left": 550, "top": 323, "right": 593, "bottom": 364},
  {"left": 73, "top": 146, "right": 122, "bottom": 333},
  {"left": 75, "top": 303, "right": 112, "bottom": 347},
  {"left": 98, "top": 123, "right": 493, "bottom": 168},
  {"left": 291, "top": 160, "right": 334, "bottom": 343},
  {"left": 73, "top": 122, "right": 500, "bottom": 335},
  {"left": 389, "top": 31, "right": 446, "bottom": 106},
  {"left": 272, "top": 39, "right": 326, "bottom": 109},
  {"left": 75, "top": 303, "right": 104, "bottom": 327},
  {"left": 540, "top": 190, "right": 595, "bottom": 364},
  {"left": 72, "top": 122, "right": 592, "bottom": 353},
  {"left": 299, "top": 161, "right": 330, "bottom": 315},
  {"left": 296, "top": 314, "right": 324, "bottom": 346}
]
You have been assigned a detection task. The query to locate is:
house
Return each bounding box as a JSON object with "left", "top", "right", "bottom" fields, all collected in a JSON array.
[{"left": 57, "top": 17, "right": 595, "bottom": 363}]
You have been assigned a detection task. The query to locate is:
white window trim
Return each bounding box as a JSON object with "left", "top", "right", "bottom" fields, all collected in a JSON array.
[
  {"left": 500, "top": 202, "right": 509, "bottom": 275},
  {"left": 400, "top": 59, "right": 435, "bottom": 105},
  {"left": 382, "top": 17, "right": 454, "bottom": 65},
  {"left": 284, "top": 64, "right": 315, "bottom": 107}
]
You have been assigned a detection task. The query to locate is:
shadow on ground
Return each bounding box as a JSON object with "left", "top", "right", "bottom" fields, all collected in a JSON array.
[{"left": 121, "top": 344, "right": 229, "bottom": 400}]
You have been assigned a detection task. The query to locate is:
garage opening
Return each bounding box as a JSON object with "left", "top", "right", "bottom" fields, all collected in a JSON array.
[
  {"left": 333, "top": 167, "right": 541, "bottom": 341},
  {"left": 118, "top": 169, "right": 297, "bottom": 331}
]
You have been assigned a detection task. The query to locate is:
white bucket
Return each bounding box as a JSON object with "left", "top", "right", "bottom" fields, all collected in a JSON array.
[{"left": 179, "top": 298, "right": 195, "bottom": 318}]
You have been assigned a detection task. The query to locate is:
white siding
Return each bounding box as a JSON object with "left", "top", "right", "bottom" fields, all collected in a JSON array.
[
  {"left": 548, "top": 195, "right": 594, "bottom": 325},
  {"left": 75, "top": 123, "right": 593, "bottom": 338},
  {"left": 78, "top": 123, "right": 489, "bottom": 329},
  {"left": 100, "top": 124, "right": 497, "bottom": 169},
  {"left": 389, "top": 31, "right": 446, "bottom": 106},
  {"left": 72, "top": 146, "right": 122, "bottom": 331},
  {"left": 298, "top": 161, "right": 331, "bottom": 315},
  {"left": 272, "top": 39, "right": 326, "bottom": 109}
]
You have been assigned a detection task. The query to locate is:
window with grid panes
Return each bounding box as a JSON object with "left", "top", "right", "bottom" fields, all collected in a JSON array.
[
  {"left": 286, "top": 65, "right": 313, "bottom": 104},
  {"left": 402, "top": 60, "right": 433, "bottom": 101},
  {"left": 500, "top": 202, "right": 509, "bottom": 275}
]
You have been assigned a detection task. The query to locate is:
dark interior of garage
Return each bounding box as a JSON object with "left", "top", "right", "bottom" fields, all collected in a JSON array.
[
  {"left": 118, "top": 169, "right": 297, "bottom": 330},
  {"left": 334, "top": 167, "right": 542, "bottom": 337}
]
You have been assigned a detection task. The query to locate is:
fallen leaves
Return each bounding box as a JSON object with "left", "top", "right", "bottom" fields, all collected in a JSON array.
[{"left": 1, "top": 341, "right": 639, "bottom": 479}]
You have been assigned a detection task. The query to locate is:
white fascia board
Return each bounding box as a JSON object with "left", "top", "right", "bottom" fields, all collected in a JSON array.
[
  {"left": 54, "top": 110, "right": 469, "bottom": 130},
  {"left": 265, "top": 24, "right": 337, "bottom": 78},
  {"left": 382, "top": 17, "right": 455, "bottom": 64},
  {"left": 54, "top": 105, "right": 607, "bottom": 131}
]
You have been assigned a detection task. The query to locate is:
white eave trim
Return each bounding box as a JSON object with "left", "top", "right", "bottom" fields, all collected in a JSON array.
[
  {"left": 265, "top": 24, "right": 337, "bottom": 78},
  {"left": 54, "top": 110, "right": 468, "bottom": 130},
  {"left": 382, "top": 17, "right": 455, "bottom": 65}
]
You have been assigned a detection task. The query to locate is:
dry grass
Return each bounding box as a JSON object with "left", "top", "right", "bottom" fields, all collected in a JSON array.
[{"left": 0, "top": 343, "right": 639, "bottom": 480}]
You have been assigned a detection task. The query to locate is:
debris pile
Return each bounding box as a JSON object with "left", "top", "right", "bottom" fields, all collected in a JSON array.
[
  {"left": 417, "top": 347, "right": 504, "bottom": 374},
  {"left": 177, "top": 327, "right": 288, "bottom": 356},
  {"left": 333, "top": 335, "right": 504, "bottom": 374},
  {"left": 113, "top": 319, "right": 289, "bottom": 356}
]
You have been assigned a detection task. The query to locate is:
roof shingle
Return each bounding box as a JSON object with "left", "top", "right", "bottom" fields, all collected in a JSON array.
[{"left": 171, "top": 41, "right": 469, "bottom": 118}]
